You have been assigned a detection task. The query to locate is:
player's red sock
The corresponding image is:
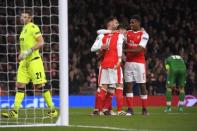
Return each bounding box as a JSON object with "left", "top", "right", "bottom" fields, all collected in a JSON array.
[
  {"left": 141, "top": 95, "right": 148, "bottom": 109},
  {"left": 115, "top": 87, "right": 123, "bottom": 112},
  {"left": 103, "top": 92, "right": 113, "bottom": 110},
  {"left": 98, "top": 88, "right": 107, "bottom": 111},
  {"left": 126, "top": 93, "right": 133, "bottom": 109},
  {"left": 94, "top": 88, "right": 101, "bottom": 110}
]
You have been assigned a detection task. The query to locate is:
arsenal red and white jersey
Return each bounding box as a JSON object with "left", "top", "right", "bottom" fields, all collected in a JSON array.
[
  {"left": 101, "top": 32, "right": 124, "bottom": 68},
  {"left": 126, "top": 30, "right": 149, "bottom": 63}
]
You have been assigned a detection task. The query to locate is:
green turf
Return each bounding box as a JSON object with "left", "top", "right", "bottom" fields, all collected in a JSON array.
[{"left": 1, "top": 107, "right": 197, "bottom": 131}]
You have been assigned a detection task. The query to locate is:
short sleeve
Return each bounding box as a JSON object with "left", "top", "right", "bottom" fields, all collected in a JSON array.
[
  {"left": 139, "top": 32, "right": 149, "bottom": 48},
  {"left": 31, "top": 24, "right": 42, "bottom": 38}
]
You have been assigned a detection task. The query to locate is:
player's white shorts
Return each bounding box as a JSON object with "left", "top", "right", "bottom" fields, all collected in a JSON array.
[
  {"left": 124, "top": 62, "right": 146, "bottom": 83},
  {"left": 98, "top": 66, "right": 123, "bottom": 85}
]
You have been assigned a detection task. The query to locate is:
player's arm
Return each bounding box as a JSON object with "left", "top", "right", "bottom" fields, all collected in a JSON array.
[
  {"left": 91, "top": 34, "right": 108, "bottom": 52},
  {"left": 32, "top": 35, "right": 44, "bottom": 50},
  {"left": 97, "top": 29, "right": 112, "bottom": 35},
  {"left": 114, "top": 34, "right": 124, "bottom": 69},
  {"left": 124, "top": 32, "right": 149, "bottom": 53}
]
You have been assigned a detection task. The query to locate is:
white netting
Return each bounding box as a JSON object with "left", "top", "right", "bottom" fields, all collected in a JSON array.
[{"left": 0, "top": 0, "right": 60, "bottom": 126}]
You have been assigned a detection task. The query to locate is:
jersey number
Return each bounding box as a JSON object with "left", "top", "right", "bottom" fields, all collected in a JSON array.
[
  {"left": 105, "top": 36, "right": 111, "bottom": 48},
  {"left": 171, "top": 55, "right": 181, "bottom": 59},
  {"left": 36, "top": 72, "right": 42, "bottom": 79}
]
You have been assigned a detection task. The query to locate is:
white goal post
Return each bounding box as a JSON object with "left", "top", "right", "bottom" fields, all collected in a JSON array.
[{"left": 58, "top": 0, "right": 69, "bottom": 126}]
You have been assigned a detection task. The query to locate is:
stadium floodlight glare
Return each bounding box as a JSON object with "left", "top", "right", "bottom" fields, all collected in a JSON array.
[{"left": 0, "top": 0, "right": 68, "bottom": 127}]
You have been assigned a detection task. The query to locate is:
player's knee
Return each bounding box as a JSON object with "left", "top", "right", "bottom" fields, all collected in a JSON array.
[
  {"left": 16, "top": 82, "right": 26, "bottom": 88},
  {"left": 126, "top": 82, "right": 133, "bottom": 93},
  {"left": 108, "top": 87, "right": 115, "bottom": 94},
  {"left": 37, "top": 83, "right": 51, "bottom": 93},
  {"left": 140, "top": 83, "right": 147, "bottom": 95}
]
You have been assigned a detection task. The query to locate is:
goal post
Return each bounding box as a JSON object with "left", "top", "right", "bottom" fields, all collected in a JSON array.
[{"left": 58, "top": 0, "right": 69, "bottom": 126}]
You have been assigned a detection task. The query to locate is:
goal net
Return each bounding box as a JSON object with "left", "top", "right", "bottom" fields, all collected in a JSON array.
[{"left": 0, "top": 0, "right": 68, "bottom": 127}]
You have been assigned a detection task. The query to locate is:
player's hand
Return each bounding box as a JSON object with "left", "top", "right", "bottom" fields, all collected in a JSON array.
[
  {"left": 114, "top": 62, "right": 120, "bottom": 69},
  {"left": 112, "top": 30, "right": 118, "bottom": 33},
  {"left": 18, "top": 48, "right": 33, "bottom": 61},
  {"left": 114, "top": 59, "right": 121, "bottom": 69},
  {"left": 100, "top": 44, "right": 109, "bottom": 50}
]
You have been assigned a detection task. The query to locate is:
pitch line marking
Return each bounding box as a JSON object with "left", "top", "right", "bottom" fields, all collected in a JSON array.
[{"left": 69, "top": 124, "right": 149, "bottom": 131}]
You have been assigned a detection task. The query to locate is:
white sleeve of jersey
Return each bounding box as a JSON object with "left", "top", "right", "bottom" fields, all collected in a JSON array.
[
  {"left": 90, "top": 34, "right": 104, "bottom": 52},
  {"left": 139, "top": 32, "right": 149, "bottom": 48},
  {"left": 117, "top": 34, "right": 124, "bottom": 57},
  {"left": 97, "top": 29, "right": 112, "bottom": 34}
]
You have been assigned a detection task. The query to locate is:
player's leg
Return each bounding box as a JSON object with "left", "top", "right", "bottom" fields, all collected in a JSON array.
[
  {"left": 35, "top": 84, "right": 58, "bottom": 117},
  {"left": 98, "top": 68, "right": 110, "bottom": 113},
  {"left": 111, "top": 67, "right": 128, "bottom": 116},
  {"left": 102, "top": 85, "right": 115, "bottom": 115},
  {"left": 139, "top": 83, "right": 149, "bottom": 115},
  {"left": 165, "top": 70, "right": 175, "bottom": 112},
  {"left": 102, "top": 86, "right": 115, "bottom": 115},
  {"left": 177, "top": 69, "right": 187, "bottom": 112},
  {"left": 30, "top": 58, "right": 57, "bottom": 117},
  {"left": 92, "top": 86, "right": 102, "bottom": 115},
  {"left": 124, "top": 62, "right": 135, "bottom": 115},
  {"left": 136, "top": 63, "right": 149, "bottom": 115},
  {"left": 125, "top": 82, "right": 134, "bottom": 115},
  {"left": 2, "top": 60, "right": 29, "bottom": 118},
  {"left": 92, "top": 65, "right": 105, "bottom": 115}
]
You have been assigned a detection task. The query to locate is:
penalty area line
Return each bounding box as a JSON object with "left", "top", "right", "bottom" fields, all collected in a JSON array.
[{"left": 69, "top": 124, "right": 148, "bottom": 131}]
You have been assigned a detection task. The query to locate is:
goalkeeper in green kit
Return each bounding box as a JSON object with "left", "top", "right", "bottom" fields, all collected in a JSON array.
[
  {"left": 1, "top": 9, "right": 58, "bottom": 118},
  {"left": 164, "top": 55, "right": 187, "bottom": 112}
]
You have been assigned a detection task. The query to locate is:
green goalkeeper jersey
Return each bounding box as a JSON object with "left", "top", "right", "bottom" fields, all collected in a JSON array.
[
  {"left": 165, "top": 55, "right": 186, "bottom": 71},
  {"left": 19, "top": 22, "right": 42, "bottom": 61}
]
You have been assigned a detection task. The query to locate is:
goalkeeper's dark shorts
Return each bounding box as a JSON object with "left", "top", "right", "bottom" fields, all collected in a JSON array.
[{"left": 167, "top": 68, "right": 186, "bottom": 87}]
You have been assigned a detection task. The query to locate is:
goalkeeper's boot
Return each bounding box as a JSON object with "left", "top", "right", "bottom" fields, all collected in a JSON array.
[
  {"left": 142, "top": 108, "right": 150, "bottom": 116},
  {"left": 164, "top": 106, "right": 171, "bottom": 112},
  {"left": 48, "top": 109, "right": 58, "bottom": 118},
  {"left": 1, "top": 110, "right": 18, "bottom": 119},
  {"left": 178, "top": 106, "right": 184, "bottom": 112}
]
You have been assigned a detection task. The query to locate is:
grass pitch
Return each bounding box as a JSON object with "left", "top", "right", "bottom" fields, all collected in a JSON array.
[{"left": 1, "top": 107, "right": 197, "bottom": 131}]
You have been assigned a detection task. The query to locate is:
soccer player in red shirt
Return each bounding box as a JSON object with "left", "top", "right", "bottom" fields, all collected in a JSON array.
[
  {"left": 91, "top": 17, "right": 127, "bottom": 116},
  {"left": 124, "top": 15, "right": 149, "bottom": 115},
  {"left": 91, "top": 17, "right": 118, "bottom": 115}
]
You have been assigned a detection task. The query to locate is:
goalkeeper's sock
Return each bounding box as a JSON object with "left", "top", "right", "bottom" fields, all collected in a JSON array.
[
  {"left": 165, "top": 89, "right": 172, "bottom": 107},
  {"left": 126, "top": 93, "right": 134, "bottom": 109},
  {"left": 115, "top": 87, "right": 123, "bottom": 112},
  {"left": 43, "top": 90, "right": 55, "bottom": 110},
  {"left": 13, "top": 88, "right": 25, "bottom": 111},
  {"left": 140, "top": 95, "right": 148, "bottom": 109},
  {"left": 103, "top": 92, "right": 113, "bottom": 110}
]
